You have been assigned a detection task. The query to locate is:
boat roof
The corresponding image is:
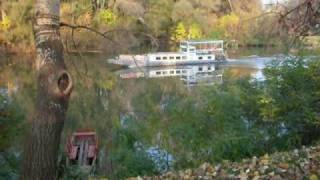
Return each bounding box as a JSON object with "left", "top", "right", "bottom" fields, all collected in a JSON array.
[
  {"left": 181, "top": 40, "right": 223, "bottom": 44},
  {"left": 148, "top": 52, "right": 184, "bottom": 55}
]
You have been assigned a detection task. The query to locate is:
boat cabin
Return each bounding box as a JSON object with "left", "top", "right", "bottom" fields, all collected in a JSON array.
[
  {"left": 180, "top": 40, "right": 224, "bottom": 55},
  {"left": 146, "top": 40, "right": 224, "bottom": 66}
]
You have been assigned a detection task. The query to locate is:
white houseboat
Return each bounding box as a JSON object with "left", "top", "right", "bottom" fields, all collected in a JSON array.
[{"left": 108, "top": 40, "right": 226, "bottom": 67}]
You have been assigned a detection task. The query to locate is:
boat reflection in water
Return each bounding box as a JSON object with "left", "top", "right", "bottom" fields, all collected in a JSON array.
[{"left": 116, "top": 63, "right": 224, "bottom": 86}]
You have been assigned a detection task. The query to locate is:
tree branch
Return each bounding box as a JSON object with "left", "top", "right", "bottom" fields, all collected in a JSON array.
[{"left": 60, "top": 22, "right": 120, "bottom": 46}]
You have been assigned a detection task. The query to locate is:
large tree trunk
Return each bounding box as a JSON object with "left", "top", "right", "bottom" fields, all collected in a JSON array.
[{"left": 22, "top": 0, "right": 73, "bottom": 179}]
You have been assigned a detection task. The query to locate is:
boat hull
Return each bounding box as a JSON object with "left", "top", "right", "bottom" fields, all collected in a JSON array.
[
  {"left": 146, "top": 60, "right": 223, "bottom": 67},
  {"left": 108, "top": 54, "right": 226, "bottom": 67}
]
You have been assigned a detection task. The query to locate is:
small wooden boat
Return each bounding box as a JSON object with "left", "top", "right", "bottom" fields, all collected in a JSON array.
[{"left": 66, "top": 130, "right": 98, "bottom": 172}]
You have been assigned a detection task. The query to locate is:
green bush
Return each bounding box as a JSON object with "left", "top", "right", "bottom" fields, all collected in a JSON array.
[{"left": 0, "top": 93, "right": 24, "bottom": 179}]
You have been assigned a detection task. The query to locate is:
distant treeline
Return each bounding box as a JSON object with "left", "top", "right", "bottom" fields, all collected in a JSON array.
[{"left": 0, "top": 0, "right": 289, "bottom": 53}]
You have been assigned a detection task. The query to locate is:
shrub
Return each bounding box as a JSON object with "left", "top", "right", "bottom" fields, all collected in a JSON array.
[
  {"left": 98, "top": 9, "right": 117, "bottom": 25},
  {"left": 0, "top": 16, "right": 11, "bottom": 31}
]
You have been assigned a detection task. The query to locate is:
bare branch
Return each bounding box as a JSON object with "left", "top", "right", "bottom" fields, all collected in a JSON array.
[
  {"left": 60, "top": 22, "right": 121, "bottom": 46},
  {"left": 60, "top": 22, "right": 160, "bottom": 74}
]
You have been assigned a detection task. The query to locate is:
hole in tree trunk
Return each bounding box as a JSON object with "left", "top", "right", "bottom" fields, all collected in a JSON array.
[{"left": 58, "top": 73, "right": 70, "bottom": 92}]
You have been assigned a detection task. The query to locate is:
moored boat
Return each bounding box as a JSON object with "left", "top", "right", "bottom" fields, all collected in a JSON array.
[{"left": 108, "top": 40, "right": 226, "bottom": 67}]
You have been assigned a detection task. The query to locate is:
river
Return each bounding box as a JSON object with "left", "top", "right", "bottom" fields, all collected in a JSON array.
[
  {"left": 0, "top": 48, "right": 283, "bottom": 173},
  {"left": 0, "top": 48, "right": 281, "bottom": 134}
]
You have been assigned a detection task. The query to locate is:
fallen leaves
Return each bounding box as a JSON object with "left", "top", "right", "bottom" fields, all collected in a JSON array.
[{"left": 129, "top": 145, "right": 320, "bottom": 179}]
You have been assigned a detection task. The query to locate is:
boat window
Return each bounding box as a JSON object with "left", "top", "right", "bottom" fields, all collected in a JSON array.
[
  {"left": 169, "top": 56, "right": 174, "bottom": 60},
  {"left": 170, "top": 71, "right": 175, "bottom": 74},
  {"left": 156, "top": 71, "right": 161, "bottom": 75},
  {"left": 182, "top": 56, "right": 187, "bottom": 60},
  {"left": 156, "top": 57, "right": 161, "bottom": 60},
  {"left": 181, "top": 48, "right": 187, "bottom": 52},
  {"left": 163, "top": 71, "right": 167, "bottom": 75},
  {"left": 198, "top": 67, "right": 203, "bottom": 71},
  {"left": 182, "top": 70, "right": 187, "bottom": 74},
  {"left": 176, "top": 56, "right": 181, "bottom": 60},
  {"left": 163, "top": 56, "right": 168, "bottom": 60},
  {"left": 208, "top": 56, "right": 212, "bottom": 59},
  {"left": 208, "top": 66, "right": 211, "bottom": 70},
  {"left": 198, "top": 56, "right": 203, "bottom": 60},
  {"left": 176, "top": 70, "right": 181, "bottom": 74}
]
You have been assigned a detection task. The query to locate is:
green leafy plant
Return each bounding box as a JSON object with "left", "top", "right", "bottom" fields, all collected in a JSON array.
[
  {"left": 98, "top": 9, "right": 117, "bottom": 25},
  {"left": 0, "top": 15, "right": 11, "bottom": 31}
]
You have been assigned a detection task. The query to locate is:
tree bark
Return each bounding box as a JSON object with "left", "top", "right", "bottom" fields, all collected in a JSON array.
[{"left": 22, "top": 0, "right": 73, "bottom": 179}]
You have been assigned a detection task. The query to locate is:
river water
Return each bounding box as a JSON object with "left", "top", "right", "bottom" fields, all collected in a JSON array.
[
  {"left": 0, "top": 48, "right": 282, "bottom": 173},
  {"left": 0, "top": 48, "right": 280, "bottom": 134}
]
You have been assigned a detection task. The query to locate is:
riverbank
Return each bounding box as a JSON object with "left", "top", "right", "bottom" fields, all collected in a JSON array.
[
  {"left": 0, "top": 45, "right": 104, "bottom": 55},
  {"left": 129, "top": 144, "right": 320, "bottom": 179},
  {"left": 2, "top": 44, "right": 318, "bottom": 58},
  {"left": 0, "top": 44, "right": 33, "bottom": 55}
]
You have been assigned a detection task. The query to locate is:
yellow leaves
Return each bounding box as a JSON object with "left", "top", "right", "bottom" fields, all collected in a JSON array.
[
  {"left": 260, "top": 154, "right": 269, "bottom": 165},
  {"left": 77, "top": 12, "right": 93, "bottom": 26},
  {"left": 310, "top": 174, "right": 318, "bottom": 180},
  {"left": 60, "top": 3, "right": 72, "bottom": 16},
  {"left": 0, "top": 15, "right": 11, "bottom": 31},
  {"left": 96, "top": 75, "right": 117, "bottom": 90},
  {"left": 171, "top": 22, "right": 188, "bottom": 42},
  {"left": 171, "top": 22, "right": 203, "bottom": 43},
  {"left": 259, "top": 95, "right": 279, "bottom": 121},
  {"left": 214, "top": 13, "right": 240, "bottom": 39},
  {"left": 98, "top": 9, "right": 117, "bottom": 25},
  {"left": 97, "top": 80, "right": 114, "bottom": 90},
  {"left": 188, "top": 24, "right": 202, "bottom": 39},
  {"left": 259, "top": 96, "right": 272, "bottom": 104}
]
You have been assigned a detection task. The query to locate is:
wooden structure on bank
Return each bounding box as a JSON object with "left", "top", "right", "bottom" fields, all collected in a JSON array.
[{"left": 66, "top": 130, "right": 98, "bottom": 170}]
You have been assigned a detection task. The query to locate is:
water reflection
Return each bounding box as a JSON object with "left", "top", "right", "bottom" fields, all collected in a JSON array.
[
  {"left": 115, "top": 56, "right": 275, "bottom": 85},
  {"left": 116, "top": 64, "right": 224, "bottom": 86},
  {"left": 222, "top": 56, "right": 274, "bottom": 81},
  {"left": 226, "top": 56, "right": 273, "bottom": 69},
  {"left": 0, "top": 53, "right": 281, "bottom": 177}
]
